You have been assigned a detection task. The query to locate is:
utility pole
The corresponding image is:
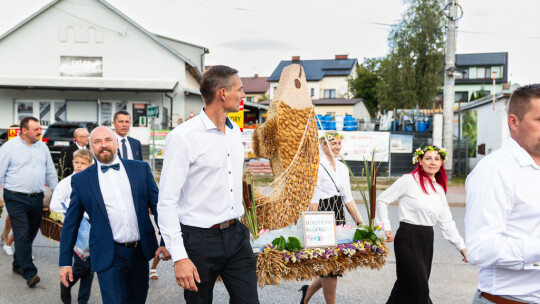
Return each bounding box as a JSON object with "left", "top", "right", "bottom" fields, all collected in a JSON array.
[{"left": 443, "top": 0, "right": 459, "bottom": 181}]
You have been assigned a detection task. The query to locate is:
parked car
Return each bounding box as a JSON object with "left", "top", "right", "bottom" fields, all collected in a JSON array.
[
  {"left": 42, "top": 122, "right": 98, "bottom": 164},
  {"left": 0, "top": 129, "right": 7, "bottom": 146}
]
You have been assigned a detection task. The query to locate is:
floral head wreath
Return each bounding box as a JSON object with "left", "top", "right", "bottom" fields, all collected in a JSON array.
[
  {"left": 412, "top": 145, "right": 447, "bottom": 164},
  {"left": 319, "top": 132, "right": 343, "bottom": 144}
]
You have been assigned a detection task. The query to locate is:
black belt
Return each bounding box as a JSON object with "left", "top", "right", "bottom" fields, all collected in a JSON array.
[
  {"left": 4, "top": 189, "right": 43, "bottom": 198},
  {"left": 210, "top": 219, "right": 237, "bottom": 229},
  {"left": 114, "top": 241, "right": 140, "bottom": 248}
]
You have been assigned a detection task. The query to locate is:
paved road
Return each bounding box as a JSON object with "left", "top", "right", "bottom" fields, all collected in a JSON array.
[{"left": 0, "top": 204, "right": 477, "bottom": 304}]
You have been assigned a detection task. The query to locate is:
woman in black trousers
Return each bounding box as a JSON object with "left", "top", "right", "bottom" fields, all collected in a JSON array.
[{"left": 375, "top": 146, "right": 468, "bottom": 304}]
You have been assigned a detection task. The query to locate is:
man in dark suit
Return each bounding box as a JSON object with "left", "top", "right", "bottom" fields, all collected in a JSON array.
[
  {"left": 58, "top": 128, "right": 89, "bottom": 178},
  {"left": 112, "top": 110, "right": 143, "bottom": 160},
  {"left": 59, "top": 126, "right": 170, "bottom": 304}
]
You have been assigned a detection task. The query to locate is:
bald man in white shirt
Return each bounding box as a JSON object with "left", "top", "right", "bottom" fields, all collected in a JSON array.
[
  {"left": 158, "top": 65, "right": 259, "bottom": 304},
  {"left": 466, "top": 84, "right": 540, "bottom": 304}
]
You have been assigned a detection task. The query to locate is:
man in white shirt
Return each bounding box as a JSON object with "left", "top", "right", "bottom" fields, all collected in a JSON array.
[
  {"left": 158, "top": 65, "right": 259, "bottom": 303},
  {"left": 112, "top": 111, "right": 143, "bottom": 160},
  {"left": 466, "top": 84, "right": 540, "bottom": 304}
]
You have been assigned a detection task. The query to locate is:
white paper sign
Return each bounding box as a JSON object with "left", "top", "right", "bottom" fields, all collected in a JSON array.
[{"left": 303, "top": 212, "right": 337, "bottom": 248}]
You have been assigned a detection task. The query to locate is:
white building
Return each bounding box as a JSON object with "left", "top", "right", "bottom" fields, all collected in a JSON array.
[
  {"left": 454, "top": 91, "right": 512, "bottom": 169},
  {"left": 0, "top": 0, "right": 208, "bottom": 144}
]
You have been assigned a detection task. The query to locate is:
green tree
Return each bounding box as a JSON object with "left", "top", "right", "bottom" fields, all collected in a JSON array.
[
  {"left": 348, "top": 58, "right": 381, "bottom": 116},
  {"left": 377, "top": 0, "right": 445, "bottom": 109}
]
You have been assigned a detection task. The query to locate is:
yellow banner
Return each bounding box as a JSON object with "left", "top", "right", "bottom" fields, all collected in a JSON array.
[{"left": 228, "top": 100, "right": 244, "bottom": 131}]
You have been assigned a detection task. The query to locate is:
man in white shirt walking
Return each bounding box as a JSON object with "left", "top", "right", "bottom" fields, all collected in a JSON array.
[
  {"left": 158, "top": 65, "right": 259, "bottom": 303},
  {"left": 466, "top": 84, "right": 540, "bottom": 304}
]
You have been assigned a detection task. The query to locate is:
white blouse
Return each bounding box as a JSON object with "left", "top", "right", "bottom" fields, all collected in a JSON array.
[
  {"left": 375, "top": 173, "right": 465, "bottom": 251},
  {"left": 310, "top": 155, "right": 354, "bottom": 205}
]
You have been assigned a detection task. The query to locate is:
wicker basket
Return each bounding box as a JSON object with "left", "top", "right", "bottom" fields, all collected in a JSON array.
[{"left": 40, "top": 209, "right": 63, "bottom": 242}]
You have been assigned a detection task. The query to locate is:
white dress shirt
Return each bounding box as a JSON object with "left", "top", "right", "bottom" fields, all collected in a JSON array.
[
  {"left": 465, "top": 137, "right": 540, "bottom": 302},
  {"left": 376, "top": 173, "right": 465, "bottom": 251},
  {"left": 50, "top": 173, "right": 89, "bottom": 220},
  {"left": 115, "top": 133, "right": 133, "bottom": 160},
  {"left": 158, "top": 108, "right": 244, "bottom": 262},
  {"left": 311, "top": 154, "right": 354, "bottom": 205},
  {"left": 50, "top": 174, "right": 73, "bottom": 213},
  {"left": 97, "top": 157, "right": 140, "bottom": 243}
]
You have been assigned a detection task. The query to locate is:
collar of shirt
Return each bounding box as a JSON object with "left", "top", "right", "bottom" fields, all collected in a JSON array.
[
  {"left": 16, "top": 135, "right": 37, "bottom": 147},
  {"left": 199, "top": 107, "right": 234, "bottom": 131},
  {"left": 75, "top": 142, "right": 84, "bottom": 150},
  {"left": 115, "top": 133, "right": 128, "bottom": 141},
  {"left": 507, "top": 137, "right": 540, "bottom": 169}
]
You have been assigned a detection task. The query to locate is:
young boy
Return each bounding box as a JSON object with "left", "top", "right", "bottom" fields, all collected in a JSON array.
[{"left": 50, "top": 148, "right": 93, "bottom": 304}]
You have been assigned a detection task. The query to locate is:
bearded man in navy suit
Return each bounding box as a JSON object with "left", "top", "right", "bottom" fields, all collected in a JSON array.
[{"left": 59, "top": 126, "right": 170, "bottom": 304}]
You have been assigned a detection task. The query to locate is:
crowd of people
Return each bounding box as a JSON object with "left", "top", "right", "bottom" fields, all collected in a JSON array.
[{"left": 0, "top": 67, "right": 539, "bottom": 304}]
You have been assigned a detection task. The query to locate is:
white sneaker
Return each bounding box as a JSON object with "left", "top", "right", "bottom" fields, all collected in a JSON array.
[{"left": 3, "top": 244, "right": 14, "bottom": 256}]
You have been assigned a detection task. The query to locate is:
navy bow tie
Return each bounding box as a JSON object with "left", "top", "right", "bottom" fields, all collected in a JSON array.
[{"left": 101, "top": 163, "right": 120, "bottom": 173}]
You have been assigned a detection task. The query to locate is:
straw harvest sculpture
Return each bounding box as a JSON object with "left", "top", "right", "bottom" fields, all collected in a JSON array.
[
  {"left": 250, "top": 64, "right": 389, "bottom": 286},
  {"left": 252, "top": 64, "right": 319, "bottom": 230}
]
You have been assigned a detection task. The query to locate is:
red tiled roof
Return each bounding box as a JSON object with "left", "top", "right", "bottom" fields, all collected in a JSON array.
[
  {"left": 259, "top": 98, "right": 363, "bottom": 105},
  {"left": 241, "top": 76, "right": 270, "bottom": 94}
]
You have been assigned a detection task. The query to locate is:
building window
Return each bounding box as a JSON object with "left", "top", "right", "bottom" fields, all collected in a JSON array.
[
  {"left": 246, "top": 97, "right": 254, "bottom": 103},
  {"left": 476, "top": 67, "right": 486, "bottom": 79},
  {"left": 456, "top": 68, "right": 469, "bottom": 79},
  {"left": 455, "top": 92, "right": 468, "bottom": 103},
  {"left": 476, "top": 67, "right": 494, "bottom": 79},
  {"left": 324, "top": 89, "right": 336, "bottom": 99},
  {"left": 16, "top": 101, "right": 34, "bottom": 122},
  {"left": 311, "top": 88, "right": 314, "bottom": 97},
  {"left": 39, "top": 102, "right": 51, "bottom": 126}
]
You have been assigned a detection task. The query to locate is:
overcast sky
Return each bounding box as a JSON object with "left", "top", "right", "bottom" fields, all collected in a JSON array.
[{"left": 0, "top": 0, "right": 539, "bottom": 85}]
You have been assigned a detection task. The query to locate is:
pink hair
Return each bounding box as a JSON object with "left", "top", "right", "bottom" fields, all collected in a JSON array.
[{"left": 410, "top": 163, "right": 448, "bottom": 194}]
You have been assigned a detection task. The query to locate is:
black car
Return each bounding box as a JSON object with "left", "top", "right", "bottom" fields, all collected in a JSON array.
[
  {"left": 0, "top": 129, "right": 7, "bottom": 146},
  {"left": 43, "top": 122, "right": 98, "bottom": 163}
]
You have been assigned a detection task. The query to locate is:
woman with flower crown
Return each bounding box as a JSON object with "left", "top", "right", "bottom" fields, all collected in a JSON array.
[
  {"left": 375, "top": 145, "right": 468, "bottom": 304},
  {"left": 299, "top": 131, "right": 364, "bottom": 304}
]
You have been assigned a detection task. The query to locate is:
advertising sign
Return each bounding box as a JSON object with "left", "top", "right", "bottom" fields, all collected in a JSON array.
[
  {"left": 149, "top": 130, "right": 169, "bottom": 159},
  {"left": 228, "top": 100, "right": 244, "bottom": 131},
  {"left": 390, "top": 134, "right": 414, "bottom": 153},
  {"left": 319, "top": 131, "right": 390, "bottom": 162},
  {"left": 8, "top": 128, "right": 20, "bottom": 140},
  {"left": 303, "top": 212, "right": 337, "bottom": 248},
  {"left": 60, "top": 56, "right": 102, "bottom": 77}
]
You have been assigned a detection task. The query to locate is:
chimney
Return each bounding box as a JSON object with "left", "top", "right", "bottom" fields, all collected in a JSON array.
[
  {"left": 335, "top": 54, "right": 348, "bottom": 60},
  {"left": 292, "top": 56, "right": 300, "bottom": 62},
  {"left": 254, "top": 74, "right": 258, "bottom": 78}
]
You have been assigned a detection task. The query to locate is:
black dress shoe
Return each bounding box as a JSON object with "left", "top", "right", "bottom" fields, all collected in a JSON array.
[
  {"left": 12, "top": 267, "right": 22, "bottom": 276},
  {"left": 299, "top": 285, "right": 308, "bottom": 304},
  {"left": 27, "top": 275, "right": 40, "bottom": 287}
]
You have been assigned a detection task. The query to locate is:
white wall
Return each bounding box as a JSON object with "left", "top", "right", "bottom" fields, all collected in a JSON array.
[{"left": 463, "top": 97, "right": 510, "bottom": 169}]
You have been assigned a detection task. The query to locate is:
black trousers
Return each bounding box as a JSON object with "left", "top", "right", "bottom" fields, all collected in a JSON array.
[
  {"left": 181, "top": 221, "right": 259, "bottom": 304},
  {"left": 96, "top": 244, "right": 149, "bottom": 304},
  {"left": 3, "top": 189, "right": 43, "bottom": 281},
  {"left": 387, "top": 222, "right": 434, "bottom": 304},
  {"left": 60, "top": 254, "right": 94, "bottom": 304}
]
